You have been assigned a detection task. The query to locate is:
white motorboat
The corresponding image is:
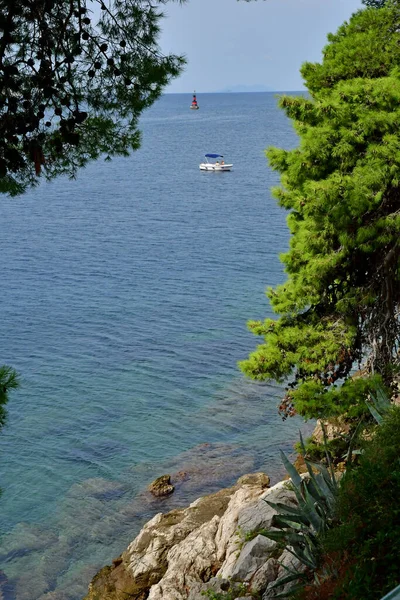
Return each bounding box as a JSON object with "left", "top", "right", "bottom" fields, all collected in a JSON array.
[{"left": 199, "top": 153, "right": 233, "bottom": 171}]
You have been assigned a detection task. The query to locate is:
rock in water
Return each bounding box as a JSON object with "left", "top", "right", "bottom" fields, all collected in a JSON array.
[{"left": 148, "top": 475, "right": 175, "bottom": 497}]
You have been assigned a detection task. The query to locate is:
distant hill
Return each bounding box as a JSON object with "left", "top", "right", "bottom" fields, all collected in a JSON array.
[{"left": 216, "top": 84, "right": 274, "bottom": 93}]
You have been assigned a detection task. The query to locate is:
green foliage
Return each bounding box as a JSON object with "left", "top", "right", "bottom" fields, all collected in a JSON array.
[
  {"left": 294, "top": 435, "right": 348, "bottom": 465},
  {"left": 245, "top": 527, "right": 265, "bottom": 542},
  {"left": 0, "top": 0, "right": 185, "bottom": 195},
  {"left": 0, "top": 365, "right": 20, "bottom": 428},
  {"left": 293, "top": 383, "right": 392, "bottom": 467},
  {"left": 313, "top": 406, "right": 400, "bottom": 599},
  {"left": 240, "top": 2, "right": 400, "bottom": 420},
  {"left": 290, "top": 375, "right": 385, "bottom": 420},
  {"left": 202, "top": 583, "right": 249, "bottom": 600}
]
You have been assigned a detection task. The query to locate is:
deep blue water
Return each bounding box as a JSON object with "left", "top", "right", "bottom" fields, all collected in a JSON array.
[{"left": 0, "top": 92, "right": 310, "bottom": 600}]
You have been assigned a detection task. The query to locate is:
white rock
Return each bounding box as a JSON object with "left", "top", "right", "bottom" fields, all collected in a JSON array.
[
  {"left": 148, "top": 516, "right": 220, "bottom": 600},
  {"left": 230, "top": 535, "right": 276, "bottom": 581},
  {"left": 215, "top": 485, "right": 268, "bottom": 578},
  {"left": 85, "top": 473, "right": 305, "bottom": 600},
  {"left": 250, "top": 558, "right": 279, "bottom": 594},
  {"left": 239, "top": 480, "right": 297, "bottom": 534},
  {"left": 217, "top": 480, "right": 296, "bottom": 580},
  {"left": 263, "top": 548, "right": 305, "bottom": 599}
]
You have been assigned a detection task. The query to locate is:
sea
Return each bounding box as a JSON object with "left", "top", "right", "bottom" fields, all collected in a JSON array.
[{"left": 0, "top": 92, "right": 312, "bottom": 600}]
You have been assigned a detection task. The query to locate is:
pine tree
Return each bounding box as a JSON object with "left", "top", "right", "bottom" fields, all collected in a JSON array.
[
  {"left": 0, "top": 0, "right": 185, "bottom": 195},
  {"left": 362, "top": 0, "right": 387, "bottom": 7},
  {"left": 240, "top": 2, "right": 400, "bottom": 420}
]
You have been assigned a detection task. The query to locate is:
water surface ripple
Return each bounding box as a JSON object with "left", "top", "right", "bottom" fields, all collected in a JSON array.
[{"left": 0, "top": 92, "right": 311, "bottom": 600}]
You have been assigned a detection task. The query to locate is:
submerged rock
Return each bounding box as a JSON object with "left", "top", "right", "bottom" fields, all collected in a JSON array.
[
  {"left": 67, "top": 478, "right": 126, "bottom": 501},
  {"left": 150, "top": 442, "right": 257, "bottom": 499},
  {"left": 0, "top": 570, "right": 16, "bottom": 600},
  {"left": 0, "top": 522, "right": 58, "bottom": 562}
]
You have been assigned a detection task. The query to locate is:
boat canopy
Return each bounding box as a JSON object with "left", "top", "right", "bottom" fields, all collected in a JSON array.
[{"left": 205, "top": 153, "right": 223, "bottom": 158}]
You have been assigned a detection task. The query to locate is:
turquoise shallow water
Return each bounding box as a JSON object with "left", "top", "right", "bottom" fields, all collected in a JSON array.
[{"left": 0, "top": 92, "right": 312, "bottom": 599}]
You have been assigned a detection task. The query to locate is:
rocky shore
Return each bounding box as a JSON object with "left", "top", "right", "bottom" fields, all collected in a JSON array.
[{"left": 84, "top": 472, "right": 303, "bottom": 600}]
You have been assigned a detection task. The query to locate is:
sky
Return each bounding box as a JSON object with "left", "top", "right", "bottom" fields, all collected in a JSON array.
[{"left": 159, "top": 0, "right": 363, "bottom": 93}]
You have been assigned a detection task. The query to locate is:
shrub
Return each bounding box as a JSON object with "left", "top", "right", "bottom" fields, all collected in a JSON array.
[
  {"left": 202, "top": 583, "right": 249, "bottom": 600},
  {"left": 297, "top": 406, "right": 400, "bottom": 599}
]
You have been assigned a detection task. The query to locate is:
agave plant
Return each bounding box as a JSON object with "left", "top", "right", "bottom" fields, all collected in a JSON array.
[
  {"left": 261, "top": 427, "right": 339, "bottom": 597},
  {"left": 259, "top": 386, "right": 394, "bottom": 597},
  {"left": 366, "top": 384, "right": 391, "bottom": 424}
]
